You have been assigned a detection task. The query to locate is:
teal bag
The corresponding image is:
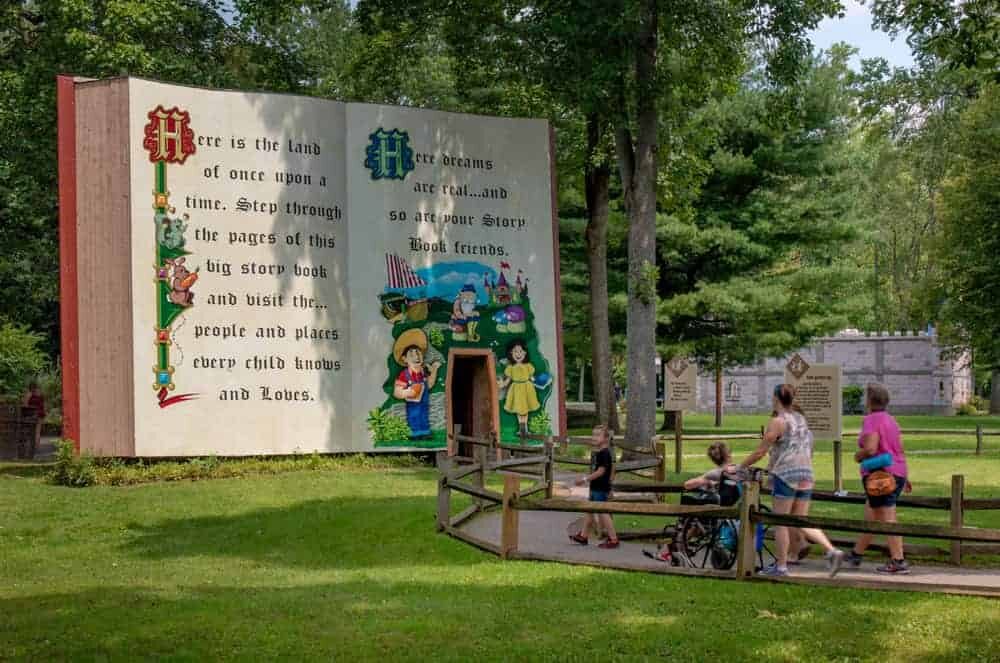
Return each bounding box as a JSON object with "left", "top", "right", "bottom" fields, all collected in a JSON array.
[{"left": 860, "top": 452, "right": 892, "bottom": 472}]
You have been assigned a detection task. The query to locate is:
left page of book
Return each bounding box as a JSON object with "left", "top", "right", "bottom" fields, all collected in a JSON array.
[{"left": 128, "top": 79, "right": 352, "bottom": 455}]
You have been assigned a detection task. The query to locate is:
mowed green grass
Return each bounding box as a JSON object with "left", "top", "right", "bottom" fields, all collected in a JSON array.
[{"left": 3, "top": 454, "right": 1000, "bottom": 661}]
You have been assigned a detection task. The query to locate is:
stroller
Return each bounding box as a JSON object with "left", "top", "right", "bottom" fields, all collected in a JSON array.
[{"left": 646, "top": 468, "right": 775, "bottom": 571}]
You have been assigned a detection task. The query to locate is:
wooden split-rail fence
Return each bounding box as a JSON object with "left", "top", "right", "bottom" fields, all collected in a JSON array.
[
  {"left": 436, "top": 425, "right": 1000, "bottom": 583},
  {"left": 665, "top": 425, "right": 1000, "bottom": 493}
]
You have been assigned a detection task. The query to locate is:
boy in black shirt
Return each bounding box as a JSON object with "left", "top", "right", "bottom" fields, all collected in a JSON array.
[{"left": 569, "top": 425, "right": 619, "bottom": 549}]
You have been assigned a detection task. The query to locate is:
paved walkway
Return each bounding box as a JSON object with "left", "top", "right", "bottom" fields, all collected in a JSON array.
[{"left": 457, "top": 479, "right": 1000, "bottom": 597}]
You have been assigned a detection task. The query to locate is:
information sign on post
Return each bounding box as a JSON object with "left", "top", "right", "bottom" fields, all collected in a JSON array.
[
  {"left": 784, "top": 353, "right": 844, "bottom": 493},
  {"left": 664, "top": 357, "right": 697, "bottom": 473},
  {"left": 664, "top": 357, "right": 697, "bottom": 411},
  {"left": 783, "top": 354, "right": 842, "bottom": 441}
]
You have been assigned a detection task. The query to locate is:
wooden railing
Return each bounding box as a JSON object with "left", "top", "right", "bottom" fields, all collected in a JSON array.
[
  {"left": 614, "top": 475, "right": 1000, "bottom": 562},
  {"left": 661, "top": 425, "right": 999, "bottom": 494},
  {"left": 437, "top": 424, "right": 1000, "bottom": 575}
]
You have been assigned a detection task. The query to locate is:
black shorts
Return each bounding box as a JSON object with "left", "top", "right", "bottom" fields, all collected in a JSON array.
[{"left": 865, "top": 474, "right": 906, "bottom": 508}]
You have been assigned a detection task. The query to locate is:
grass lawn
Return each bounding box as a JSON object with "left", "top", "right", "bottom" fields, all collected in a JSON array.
[{"left": 3, "top": 453, "right": 1000, "bottom": 661}]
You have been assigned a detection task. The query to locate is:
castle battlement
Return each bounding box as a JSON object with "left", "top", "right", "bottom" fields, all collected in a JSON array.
[{"left": 692, "top": 330, "right": 972, "bottom": 415}]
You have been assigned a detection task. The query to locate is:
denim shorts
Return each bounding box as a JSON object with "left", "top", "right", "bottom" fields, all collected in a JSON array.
[
  {"left": 589, "top": 489, "right": 609, "bottom": 502},
  {"left": 772, "top": 475, "right": 812, "bottom": 500},
  {"left": 865, "top": 474, "right": 906, "bottom": 508}
]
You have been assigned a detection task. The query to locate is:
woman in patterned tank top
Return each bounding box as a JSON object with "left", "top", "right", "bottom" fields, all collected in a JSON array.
[{"left": 737, "top": 384, "right": 844, "bottom": 577}]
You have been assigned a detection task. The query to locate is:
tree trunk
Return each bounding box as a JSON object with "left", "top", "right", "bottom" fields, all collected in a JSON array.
[
  {"left": 714, "top": 363, "right": 723, "bottom": 428},
  {"left": 585, "top": 114, "right": 619, "bottom": 433},
  {"left": 615, "top": 0, "right": 658, "bottom": 447},
  {"left": 991, "top": 370, "right": 1000, "bottom": 415},
  {"left": 577, "top": 357, "right": 585, "bottom": 402}
]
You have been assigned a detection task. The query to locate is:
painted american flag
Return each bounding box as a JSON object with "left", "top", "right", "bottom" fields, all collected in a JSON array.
[{"left": 385, "top": 253, "right": 427, "bottom": 289}]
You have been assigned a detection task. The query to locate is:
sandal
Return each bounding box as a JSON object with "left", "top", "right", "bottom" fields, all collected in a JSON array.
[{"left": 569, "top": 533, "right": 588, "bottom": 545}]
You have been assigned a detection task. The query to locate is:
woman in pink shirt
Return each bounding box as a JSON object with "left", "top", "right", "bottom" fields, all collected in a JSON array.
[{"left": 846, "top": 383, "right": 910, "bottom": 575}]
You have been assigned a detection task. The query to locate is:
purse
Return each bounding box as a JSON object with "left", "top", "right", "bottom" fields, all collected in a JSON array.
[{"left": 865, "top": 470, "right": 897, "bottom": 497}]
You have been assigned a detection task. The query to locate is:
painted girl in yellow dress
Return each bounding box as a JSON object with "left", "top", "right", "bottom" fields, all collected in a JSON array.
[{"left": 498, "top": 338, "right": 540, "bottom": 437}]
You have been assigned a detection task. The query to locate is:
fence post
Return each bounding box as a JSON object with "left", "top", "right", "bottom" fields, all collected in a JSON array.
[
  {"left": 951, "top": 474, "right": 964, "bottom": 565},
  {"left": 674, "top": 411, "right": 683, "bottom": 474},
  {"left": 655, "top": 437, "right": 666, "bottom": 482},
  {"left": 976, "top": 425, "right": 983, "bottom": 456},
  {"left": 501, "top": 474, "right": 520, "bottom": 558},
  {"left": 735, "top": 480, "right": 760, "bottom": 579},
  {"left": 436, "top": 451, "right": 451, "bottom": 532},
  {"left": 833, "top": 438, "right": 844, "bottom": 495},
  {"left": 544, "top": 440, "right": 554, "bottom": 499},
  {"left": 654, "top": 437, "right": 666, "bottom": 503},
  {"left": 472, "top": 435, "right": 488, "bottom": 511}
]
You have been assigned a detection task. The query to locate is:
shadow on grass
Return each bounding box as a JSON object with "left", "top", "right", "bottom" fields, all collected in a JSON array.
[
  {"left": 2, "top": 574, "right": 998, "bottom": 661},
  {"left": 123, "top": 495, "right": 484, "bottom": 570},
  {"left": 0, "top": 462, "right": 52, "bottom": 479}
]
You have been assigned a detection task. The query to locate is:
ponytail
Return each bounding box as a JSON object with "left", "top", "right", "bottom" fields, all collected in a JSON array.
[{"left": 774, "top": 383, "right": 806, "bottom": 419}]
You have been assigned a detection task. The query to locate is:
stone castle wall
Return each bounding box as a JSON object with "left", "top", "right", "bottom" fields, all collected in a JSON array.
[{"left": 692, "top": 331, "right": 973, "bottom": 415}]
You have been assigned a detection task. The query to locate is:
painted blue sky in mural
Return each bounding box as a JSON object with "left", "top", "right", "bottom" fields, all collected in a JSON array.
[{"left": 385, "top": 260, "right": 499, "bottom": 303}]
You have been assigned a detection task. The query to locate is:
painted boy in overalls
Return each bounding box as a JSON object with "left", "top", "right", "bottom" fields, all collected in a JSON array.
[{"left": 392, "top": 328, "right": 441, "bottom": 440}]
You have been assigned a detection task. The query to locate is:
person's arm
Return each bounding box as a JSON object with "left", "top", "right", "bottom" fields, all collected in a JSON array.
[
  {"left": 575, "top": 465, "right": 606, "bottom": 486},
  {"left": 738, "top": 417, "right": 782, "bottom": 469},
  {"left": 854, "top": 432, "right": 879, "bottom": 463},
  {"left": 497, "top": 366, "right": 512, "bottom": 388},
  {"left": 392, "top": 377, "right": 414, "bottom": 400},
  {"left": 683, "top": 472, "right": 715, "bottom": 491},
  {"left": 426, "top": 362, "right": 442, "bottom": 389}
]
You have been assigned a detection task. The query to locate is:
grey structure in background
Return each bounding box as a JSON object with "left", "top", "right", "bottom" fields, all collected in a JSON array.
[{"left": 693, "top": 330, "right": 973, "bottom": 415}]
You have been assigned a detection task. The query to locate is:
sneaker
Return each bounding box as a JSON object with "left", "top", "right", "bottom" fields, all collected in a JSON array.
[
  {"left": 598, "top": 539, "right": 620, "bottom": 549},
  {"left": 758, "top": 564, "right": 789, "bottom": 577},
  {"left": 876, "top": 559, "right": 911, "bottom": 575},
  {"left": 569, "top": 533, "right": 588, "bottom": 545},
  {"left": 845, "top": 551, "right": 863, "bottom": 568},
  {"left": 825, "top": 549, "right": 845, "bottom": 578}
]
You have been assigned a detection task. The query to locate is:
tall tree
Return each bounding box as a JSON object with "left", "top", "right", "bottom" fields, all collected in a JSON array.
[
  {"left": 608, "top": 0, "right": 839, "bottom": 443},
  {"left": 870, "top": 0, "right": 1000, "bottom": 84},
  {"left": 656, "top": 48, "right": 864, "bottom": 424},
  {"left": 936, "top": 84, "right": 1000, "bottom": 412},
  {"left": 585, "top": 115, "right": 621, "bottom": 431},
  {"left": 864, "top": 0, "right": 999, "bottom": 409}
]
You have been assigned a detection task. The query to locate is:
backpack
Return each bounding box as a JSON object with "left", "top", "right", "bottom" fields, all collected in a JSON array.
[{"left": 717, "top": 472, "right": 742, "bottom": 506}]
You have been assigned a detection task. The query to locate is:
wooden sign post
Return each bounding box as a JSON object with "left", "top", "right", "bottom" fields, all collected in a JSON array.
[{"left": 664, "top": 357, "right": 697, "bottom": 473}]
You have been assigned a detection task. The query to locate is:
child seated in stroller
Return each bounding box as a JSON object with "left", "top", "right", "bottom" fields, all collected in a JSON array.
[
  {"left": 646, "top": 442, "right": 748, "bottom": 564},
  {"left": 682, "top": 441, "right": 747, "bottom": 506}
]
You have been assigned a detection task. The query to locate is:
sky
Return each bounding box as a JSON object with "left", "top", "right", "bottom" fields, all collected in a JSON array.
[{"left": 809, "top": 0, "right": 915, "bottom": 68}]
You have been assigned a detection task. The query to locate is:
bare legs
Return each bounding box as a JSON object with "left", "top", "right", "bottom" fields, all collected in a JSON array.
[
  {"left": 579, "top": 513, "right": 617, "bottom": 541},
  {"left": 773, "top": 492, "right": 837, "bottom": 568},
  {"left": 853, "top": 504, "right": 903, "bottom": 559},
  {"left": 790, "top": 497, "right": 837, "bottom": 554},
  {"left": 771, "top": 497, "right": 795, "bottom": 568}
]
